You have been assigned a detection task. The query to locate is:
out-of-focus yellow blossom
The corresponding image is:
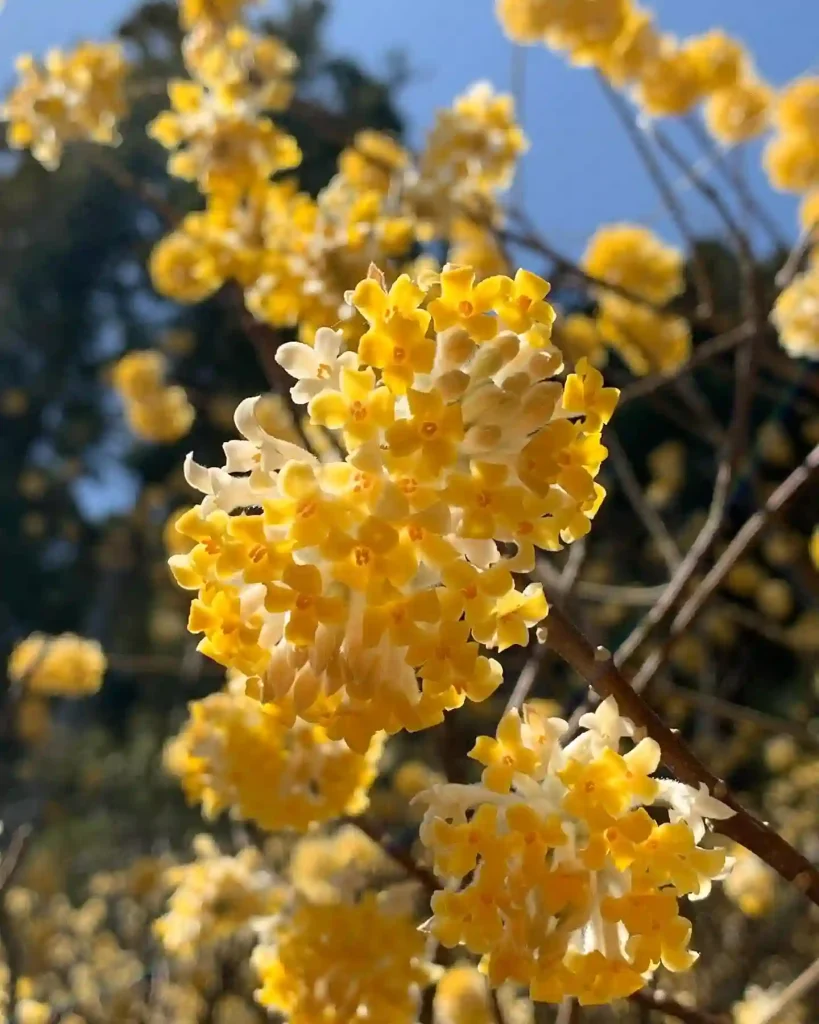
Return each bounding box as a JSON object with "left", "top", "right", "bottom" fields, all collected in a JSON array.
[
  {"left": 2, "top": 42, "right": 128, "bottom": 169},
  {"left": 433, "top": 964, "right": 493, "bottom": 1024},
  {"left": 597, "top": 293, "right": 692, "bottom": 375},
  {"left": 16, "top": 1000, "right": 52, "bottom": 1024},
  {"left": 449, "top": 217, "right": 509, "bottom": 278},
  {"left": 154, "top": 836, "right": 282, "bottom": 959},
  {"left": 253, "top": 891, "right": 435, "bottom": 1023},
  {"left": 764, "top": 130, "right": 819, "bottom": 194},
  {"left": 583, "top": 223, "right": 684, "bottom": 305},
  {"left": 171, "top": 263, "right": 616, "bottom": 750},
  {"left": 543, "top": 0, "right": 631, "bottom": 67},
  {"left": 394, "top": 760, "right": 447, "bottom": 801},
  {"left": 762, "top": 529, "right": 803, "bottom": 568},
  {"left": 771, "top": 264, "right": 819, "bottom": 359},
  {"left": 289, "top": 826, "right": 393, "bottom": 903},
  {"left": 724, "top": 560, "right": 766, "bottom": 599},
  {"left": 646, "top": 440, "right": 686, "bottom": 509},
  {"left": 179, "top": 0, "right": 258, "bottom": 31},
  {"left": 16, "top": 695, "right": 51, "bottom": 746},
  {"left": 417, "top": 83, "right": 528, "bottom": 231},
  {"left": 554, "top": 313, "right": 607, "bottom": 368},
  {"left": 758, "top": 419, "right": 795, "bottom": 467},
  {"left": 112, "top": 349, "right": 196, "bottom": 442},
  {"left": 494, "top": 0, "right": 552, "bottom": 44},
  {"left": 705, "top": 75, "right": 773, "bottom": 145},
  {"left": 417, "top": 697, "right": 734, "bottom": 1006},
  {"left": 685, "top": 30, "right": 747, "bottom": 95},
  {"left": 724, "top": 846, "right": 776, "bottom": 918},
  {"left": 0, "top": 388, "right": 29, "bottom": 417},
  {"left": 8, "top": 633, "right": 106, "bottom": 697},
  {"left": 594, "top": 6, "right": 661, "bottom": 87},
  {"left": 733, "top": 985, "right": 805, "bottom": 1024},
  {"left": 799, "top": 191, "right": 819, "bottom": 236},
  {"left": 756, "top": 578, "right": 794, "bottom": 621},
  {"left": 634, "top": 39, "right": 705, "bottom": 118},
  {"left": 149, "top": 25, "right": 300, "bottom": 199},
  {"left": 164, "top": 687, "right": 383, "bottom": 831},
  {"left": 163, "top": 506, "right": 198, "bottom": 556},
  {"left": 811, "top": 526, "right": 819, "bottom": 569},
  {"left": 775, "top": 76, "right": 819, "bottom": 135}
]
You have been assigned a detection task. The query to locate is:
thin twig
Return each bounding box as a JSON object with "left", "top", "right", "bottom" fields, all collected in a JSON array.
[
  {"left": 618, "top": 325, "right": 753, "bottom": 406},
  {"left": 598, "top": 79, "right": 714, "bottom": 317},
  {"left": 542, "top": 605, "right": 819, "bottom": 906},
  {"left": 0, "top": 824, "right": 34, "bottom": 1020},
  {"left": 753, "top": 957, "right": 819, "bottom": 1024},
  {"left": 629, "top": 988, "right": 730, "bottom": 1024},
  {"left": 555, "top": 996, "right": 578, "bottom": 1024},
  {"left": 350, "top": 817, "right": 437, "bottom": 892},
  {"left": 607, "top": 433, "right": 682, "bottom": 574},
  {"left": 488, "top": 982, "right": 507, "bottom": 1024},
  {"left": 632, "top": 442, "right": 819, "bottom": 691}
]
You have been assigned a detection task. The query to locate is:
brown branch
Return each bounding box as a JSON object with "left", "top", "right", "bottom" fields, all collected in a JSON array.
[
  {"left": 629, "top": 988, "right": 730, "bottom": 1024},
  {"left": 541, "top": 605, "right": 819, "bottom": 906},
  {"left": 632, "top": 442, "right": 819, "bottom": 691},
  {"left": 0, "top": 824, "right": 34, "bottom": 1021}
]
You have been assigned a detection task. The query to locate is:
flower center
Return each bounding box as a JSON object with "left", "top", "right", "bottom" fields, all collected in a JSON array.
[
  {"left": 458, "top": 300, "right": 474, "bottom": 317},
  {"left": 295, "top": 594, "right": 313, "bottom": 610},
  {"left": 421, "top": 421, "right": 438, "bottom": 437},
  {"left": 350, "top": 400, "right": 367, "bottom": 421},
  {"left": 297, "top": 500, "right": 318, "bottom": 518},
  {"left": 354, "top": 546, "right": 371, "bottom": 566},
  {"left": 517, "top": 295, "right": 532, "bottom": 311},
  {"left": 316, "top": 362, "right": 332, "bottom": 380},
  {"left": 392, "top": 346, "right": 406, "bottom": 362}
]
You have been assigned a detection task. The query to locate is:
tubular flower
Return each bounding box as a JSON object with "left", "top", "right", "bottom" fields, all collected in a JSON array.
[
  {"left": 8, "top": 632, "right": 106, "bottom": 697},
  {"left": 597, "top": 293, "right": 692, "bottom": 375},
  {"left": 148, "top": 27, "right": 300, "bottom": 198},
  {"left": 253, "top": 892, "right": 436, "bottom": 1024},
  {"left": 774, "top": 76, "right": 819, "bottom": 135},
  {"left": 416, "top": 697, "right": 734, "bottom": 1006},
  {"left": 582, "top": 223, "right": 683, "bottom": 305},
  {"left": 595, "top": 6, "right": 662, "bottom": 87},
  {"left": 164, "top": 687, "right": 383, "bottom": 832},
  {"left": 684, "top": 30, "right": 747, "bottom": 95},
  {"left": 171, "top": 263, "right": 617, "bottom": 751},
  {"left": 541, "top": 0, "right": 631, "bottom": 67},
  {"left": 770, "top": 265, "right": 819, "bottom": 360},
  {"left": 112, "top": 349, "right": 195, "bottom": 443},
  {"left": 155, "top": 836, "right": 283, "bottom": 959},
  {"left": 704, "top": 75, "right": 773, "bottom": 145},
  {"left": 179, "top": 0, "right": 258, "bottom": 31},
  {"left": 724, "top": 846, "right": 776, "bottom": 918},
  {"left": 2, "top": 42, "right": 128, "bottom": 169},
  {"left": 494, "top": 0, "right": 554, "bottom": 44}
]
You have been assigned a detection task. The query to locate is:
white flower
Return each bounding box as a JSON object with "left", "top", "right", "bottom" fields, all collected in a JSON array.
[
  {"left": 564, "top": 695, "right": 636, "bottom": 760},
  {"left": 656, "top": 779, "right": 735, "bottom": 842},
  {"left": 275, "top": 327, "right": 358, "bottom": 404}
]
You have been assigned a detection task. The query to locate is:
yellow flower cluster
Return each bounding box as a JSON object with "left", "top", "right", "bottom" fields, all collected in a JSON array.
[
  {"left": 252, "top": 891, "right": 435, "bottom": 1023},
  {"left": 8, "top": 632, "right": 106, "bottom": 697},
  {"left": 150, "top": 66, "right": 526, "bottom": 341},
  {"left": 179, "top": 0, "right": 258, "bottom": 32},
  {"left": 417, "top": 697, "right": 734, "bottom": 1006},
  {"left": 112, "top": 349, "right": 195, "bottom": 442},
  {"left": 170, "top": 263, "right": 618, "bottom": 750},
  {"left": 2, "top": 41, "right": 128, "bottom": 169},
  {"left": 494, "top": 2, "right": 770, "bottom": 137},
  {"left": 289, "top": 826, "right": 393, "bottom": 904},
  {"left": 765, "top": 77, "right": 819, "bottom": 194},
  {"left": 154, "top": 836, "right": 283, "bottom": 959},
  {"left": 164, "top": 684, "right": 383, "bottom": 831},
  {"left": 770, "top": 261, "right": 819, "bottom": 361},
  {"left": 580, "top": 224, "right": 691, "bottom": 375}
]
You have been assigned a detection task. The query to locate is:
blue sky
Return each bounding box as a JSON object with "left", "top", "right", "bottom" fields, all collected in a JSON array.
[{"left": 3, "top": 0, "right": 819, "bottom": 253}]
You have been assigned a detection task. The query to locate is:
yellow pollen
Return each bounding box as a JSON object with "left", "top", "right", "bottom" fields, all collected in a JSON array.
[
  {"left": 399, "top": 477, "right": 417, "bottom": 494},
  {"left": 584, "top": 781, "right": 596, "bottom": 793},
  {"left": 408, "top": 525, "right": 424, "bottom": 542},
  {"left": 248, "top": 544, "right": 266, "bottom": 563},
  {"left": 316, "top": 362, "right": 332, "bottom": 380},
  {"left": 350, "top": 400, "right": 367, "bottom": 421},
  {"left": 502, "top": 754, "right": 515, "bottom": 766},
  {"left": 458, "top": 300, "right": 474, "bottom": 317}
]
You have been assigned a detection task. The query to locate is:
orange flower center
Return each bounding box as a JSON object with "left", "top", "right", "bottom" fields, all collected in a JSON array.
[
  {"left": 350, "top": 400, "right": 367, "bottom": 421},
  {"left": 421, "top": 421, "right": 438, "bottom": 437},
  {"left": 354, "top": 546, "right": 371, "bottom": 566},
  {"left": 316, "top": 362, "right": 333, "bottom": 380},
  {"left": 458, "top": 300, "right": 474, "bottom": 317}
]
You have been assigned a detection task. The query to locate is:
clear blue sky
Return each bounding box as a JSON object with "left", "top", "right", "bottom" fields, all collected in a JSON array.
[{"left": 3, "top": 0, "right": 819, "bottom": 253}]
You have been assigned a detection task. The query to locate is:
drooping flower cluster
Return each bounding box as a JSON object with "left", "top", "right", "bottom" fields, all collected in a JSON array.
[
  {"left": 580, "top": 224, "right": 691, "bottom": 374},
  {"left": 494, "top": 2, "right": 771, "bottom": 139},
  {"left": 164, "top": 684, "right": 383, "bottom": 831},
  {"left": 154, "top": 836, "right": 283, "bottom": 959},
  {"left": 416, "top": 697, "right": 734, "bottom": 1006},
  {"left": 170, "top": 263, "right": 618, "bottom": 750},
  {"left": 770, "top": 260, "right": 819, "bottom": 361},
  {"left": 252, "top": 891, "right": 436, "bottom": 1024},
  {"left": 765, "top": 77, "right": 819, "bottom": 195},
  {"left": 2, "top": 41, "right": 128, "bottom": 169},
  {"left": 8, "top": 632, "right": 106, "bottom": 697},
  {"left": 112, "top": 349, "right": 196, "bottom": 442}
]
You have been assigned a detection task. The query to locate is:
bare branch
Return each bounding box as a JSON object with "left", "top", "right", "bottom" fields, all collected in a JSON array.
[{"left": 629, "top": 988, "right": 730, "bottom": 1024}]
